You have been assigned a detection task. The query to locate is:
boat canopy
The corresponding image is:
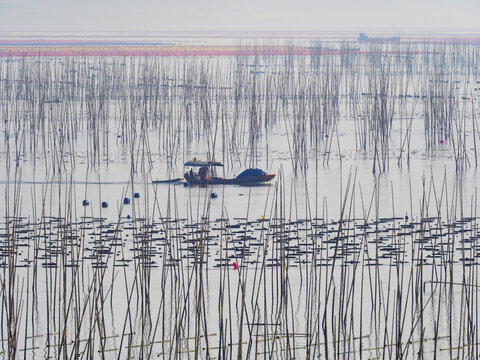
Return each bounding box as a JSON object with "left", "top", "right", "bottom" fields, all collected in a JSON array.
[
  {"left": 184, "top": 160, "right": 224, "bottom": 167},
  {"left": 235, "top": 168, "right": 266, "bottom": 179}
]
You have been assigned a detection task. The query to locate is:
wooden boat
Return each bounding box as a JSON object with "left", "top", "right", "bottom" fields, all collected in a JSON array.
[
  {"left": 183, "top": 160, "right": 275, "bottom": 185},
  {"left": 152, "top": 178, "right": 183, "bottom": 184}
]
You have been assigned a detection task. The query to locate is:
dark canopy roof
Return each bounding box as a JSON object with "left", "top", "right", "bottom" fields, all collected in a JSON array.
[{"left": 184, "top": 160, "right": 224, "bottom": 167}]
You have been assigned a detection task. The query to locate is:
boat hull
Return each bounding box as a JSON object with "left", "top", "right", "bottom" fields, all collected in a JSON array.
[
  {"left": 152, "top": 178, "right": 183, "bottom": 184},
  {"left": 184, "top": 173, "right": 275, "bottom": 185}
]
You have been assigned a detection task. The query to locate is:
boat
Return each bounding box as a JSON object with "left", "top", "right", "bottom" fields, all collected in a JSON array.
[
  {"left": 152, "top": 177, "right": 183, "bottom": 184},
  {"left": 358, "top": 32, "right": 400, "bottom": 43},
  {"left": 183, "top": 160, "right": 275, "bottom": 185}
]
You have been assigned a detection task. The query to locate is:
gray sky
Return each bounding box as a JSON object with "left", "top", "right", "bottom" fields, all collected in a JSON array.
[{"left": 0, "top": 0, "right": 479, "bottom": 32}]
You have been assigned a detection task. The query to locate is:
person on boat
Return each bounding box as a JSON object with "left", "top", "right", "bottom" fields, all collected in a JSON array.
[
  {"left": 189, "top": 168, "right": 194, "bottom": 178},
  {"left": 199, "top": 166, "right": 209, "bottom": 182}
]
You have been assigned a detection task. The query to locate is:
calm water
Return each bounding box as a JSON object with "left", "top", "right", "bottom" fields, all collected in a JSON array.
[{"left": 1, "top": 37, "right": 480, "bottom": 358}]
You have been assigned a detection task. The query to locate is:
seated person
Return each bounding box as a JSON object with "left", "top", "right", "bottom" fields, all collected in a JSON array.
[{"left": 199, "top": 166, "right": 208, "bottom": 181}]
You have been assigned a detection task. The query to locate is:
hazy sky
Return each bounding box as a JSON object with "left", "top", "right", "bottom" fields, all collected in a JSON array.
[{"left": 0, "top": 0, "right": 479, "bottom": 32}]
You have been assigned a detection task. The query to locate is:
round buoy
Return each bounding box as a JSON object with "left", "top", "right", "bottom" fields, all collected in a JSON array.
[
  {"left": 124, "top": 197, "right": 130, "bottom": 205},
  {"left": 134, "top": 192, "right": 140, "bottom": 198},
  {"left": 82, "top": 200, "right": 89, "bottom": 206},
  {"left": 101, "top": 201, "right": 108, "bottom": 208},
  {"left": 183, "top": 182, "right": 188, "bottom": 187},
  {"left": 127, "top": 214, "right": 131, "bottom": 219},
  {"left": 211, "top": 193, "right": 218, "bottom": 199}
]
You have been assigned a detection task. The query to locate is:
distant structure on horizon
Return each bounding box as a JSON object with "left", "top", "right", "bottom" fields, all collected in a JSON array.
[{"left": 358, "top": 32, "right": 400, "bottom": 43}]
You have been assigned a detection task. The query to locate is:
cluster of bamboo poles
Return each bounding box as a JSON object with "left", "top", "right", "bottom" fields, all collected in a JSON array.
[
  {"left": 0, "top": 39, "right": 480, "bottom": 359},
  {"left": 0, "top": 41, "right": 479, "bottom": 176},
  {"left": 0, "top": 168, "right": 479, "bottom": 359}
]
